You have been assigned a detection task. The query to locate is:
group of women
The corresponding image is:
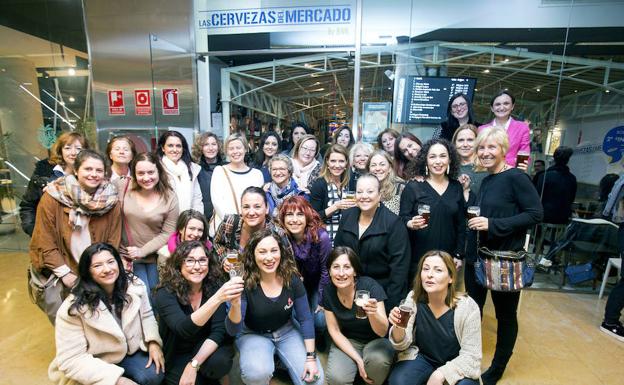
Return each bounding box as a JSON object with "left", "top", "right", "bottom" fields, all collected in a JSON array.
[{"left": 25, "top": 88, "right": 542, "bottom": 385}]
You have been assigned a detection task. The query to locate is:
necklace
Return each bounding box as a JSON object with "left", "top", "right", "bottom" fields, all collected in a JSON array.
[{"left": 495, "top": 163, "right": 508, "bottom": 174}]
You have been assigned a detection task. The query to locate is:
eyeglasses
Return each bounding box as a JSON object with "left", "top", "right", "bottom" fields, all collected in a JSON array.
[
  {"left": 184, "top": 258, "right": 209, "bottom": 267},
  {"left": 451, "top": 102, "right": 467, "bottom": 111},
  {"left": 271, "top": 167, "right": 289, "bottom": 172},
  {"left": 300, "top": 146, "right": 316, "bottom": 154}
]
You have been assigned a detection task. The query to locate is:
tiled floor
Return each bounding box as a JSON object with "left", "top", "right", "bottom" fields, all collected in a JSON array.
[{"left": 1, "top": 249, "right": 623, "bottom": 385}]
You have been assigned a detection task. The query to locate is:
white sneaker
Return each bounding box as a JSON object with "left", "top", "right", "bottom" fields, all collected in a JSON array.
[{"left": 539, "top": 257, "right": 553, "bottom": 268}]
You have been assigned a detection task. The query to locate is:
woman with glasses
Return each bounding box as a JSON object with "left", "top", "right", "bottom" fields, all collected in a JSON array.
[
  {"left": 154, "top": 240, "right": 243, "bottom": 385},
  {"left": 437, "top": 93, "right": 480, "bottom": 142},
  {"left": 266, "top": 155, "right": 305, "bottom": 218},
  {"left": 291, "top": 134, "right": 322, "bottom": 194}
]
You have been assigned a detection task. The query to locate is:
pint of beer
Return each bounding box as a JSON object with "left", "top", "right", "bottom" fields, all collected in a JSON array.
[
  {"left": 466, "top": 206, "right": 480, "bottom": 219},
  {"left": 396, "top": 299, "right": 414, "bottom": 328},
  {"left": 516, "top": 151, "right": 530, "bottom": 167},
  {"left": 418, "top": 204, "right": 431, "bottom": 225},
  {"left": 355, "top": 290, "right": 370, "bottom": 319}
]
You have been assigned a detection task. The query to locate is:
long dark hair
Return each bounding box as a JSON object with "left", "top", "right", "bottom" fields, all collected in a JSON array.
[
  {"left": 411, "top": 138, "right": 460, "bottom": 180},
  {"left": 176, "top": 209, "right": 209, "bottom": 244},
  {"left": 333, "top": 125, "right": 355, "bottom": 148},
  {"left": 253, "top": 131, "right": 282, "bottom": 167},
  {"left": 130, "top": 152, "right": 172, "bottom": 200},
  {"left": 444, "top": 93, "right": 476, "bottom": 131},
  {"left": 68, "top": 243, "right": 131, "bottom": 318},
  {"left": 286, "top": 122, "right": 311, "bottom": 151},
  {"left": 156, "top": 130, "right": 194, "bottom": 179},
  {"left": 157, "top": 240, "right": 222, "bottom": 305},
  {"left": 394, "top": 132, "right": 422, "bottom": 179},
  {"left": 242, "top": 228, "right": 298, "bottom": 290}
]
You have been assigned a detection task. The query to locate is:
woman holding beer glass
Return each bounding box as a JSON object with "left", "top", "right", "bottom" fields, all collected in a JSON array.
[
  {"left": 154, "top": 240, "right": 243, "bottom": 385},
  {"left": 334, "top": 174, "right": 410, "bottom": 310},
  {"left": 226, "top": 229, "right": 324, "bottom": 385},
  {"left": 388, "top": 250, "right": 481, "bottom": 385},
  {"left": 322, "top": 246, "right": 394, "bottom": 385},
  {"left": 399, "top": 139, "right": 466, "bottom": 283},
  {"left": 466, "top": 127, "right": 542, "bottom": 384}
]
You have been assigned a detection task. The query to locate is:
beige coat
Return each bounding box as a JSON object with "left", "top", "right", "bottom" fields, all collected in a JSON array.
[
  {"left": 389, "top": 293, "right": 482, "bottom": 385},
  {"left": 48, "top": 279, "right": 162, "bottom": 385}
]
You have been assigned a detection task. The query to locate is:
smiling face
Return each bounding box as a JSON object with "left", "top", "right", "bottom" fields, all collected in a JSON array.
[
  {"left": 89, "top": 250, "right": 119, "bottom": 293},
  {"left": 356, "top": 177, "right": 381, "bottom": 213},
  {"left": 491, "top": 94, "right": 514, "bottom": 121},
  {"left": 353, "top": 149, "right": 370, "bottom": 171},
  {"left": 134, "top": 160, "right": 159, "bottom": 191},
  {"left": 368, "top": 154, "right": 391, "bottom": 182},
  {"left": 283, "top": 208, "right": 307, "bottom": 239},
  {"left": 182, "top": 218, "right": 204, "bottom": 241},
  {"left": 477, "top": 138, "right": 506, "bottom": 173},
  {"left": 328, "top": 152, "right": 348, "bottom": 178},
  {"left": 454, "top": 129, "right": 476, "bottom": 160},
  {"left": 227, "top": 139, "right": 246, "bottom": 165},
  {"left": 297, "top": 139, "right": 317, "bottom": 166},
  {"left": 181, "top": 247, "right": 209, "bottom": 285},
  {"left": 421, "top": 255, "right": 452, "bottom": 296},
  {"left": 76, "top": 157, "right": 105, "bottom": 193},
  {"left": 426, "top": 143, "right": 450, "bottom": 178},
  {"left": 109, "top": 139, "right": 133, "bottom": 166},
  {"left": 381, "top": 133, "right": 396, "bottom": 153},
  {"left": 399, "top": 138, "right": 421, "bottom": 160},
  {"left": 163, "top": 136, "right": 183, "bottom": 163},
  {"left": 62, "top": 139, "right": 83, "bottom": 167},
  {"left": 241, "top": 192, "right": 268, "bottom": 228},
  {"left": 292, "top": 126, "right": 307, "bottom": 145},
  {"left": 270, "top": 160, "right": 290, "bottom": 188},
  {"left": 202, "top": 136, "right": 219, "bottom": 161},
  {"left": 263, "top": 136, "right": 279, "bottom": 158},
  {"left": 329, "top": 254, "right": 356, "bottom": 289},
  {"left": 336, "top": 129, "right": 351, "bottom": 147},
  {"left": 254, "top": 236, "right": 281, "bottom": 276},
  {"left": 450, "top": 96, "right": 469, "bottom": 121}
]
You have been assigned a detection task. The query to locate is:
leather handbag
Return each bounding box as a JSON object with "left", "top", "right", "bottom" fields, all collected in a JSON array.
[
  {"left": 27, "top": 264, "right": 66, "bottom": 325},
  {"left": 474, "top": 247, "right": 535, "bottom": 292}
]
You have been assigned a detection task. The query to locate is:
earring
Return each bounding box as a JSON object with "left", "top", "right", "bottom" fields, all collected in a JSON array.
[
  {"left": 447, "top": 165, "right": 450, "bottom": 175},
  {"left": 425, "top": 166, "right": 429, "bottom": 176}
]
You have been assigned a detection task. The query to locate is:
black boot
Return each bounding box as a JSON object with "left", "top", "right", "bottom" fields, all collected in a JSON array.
[{"left": 481, "top": 365, "right": 505, "bottom": 385}]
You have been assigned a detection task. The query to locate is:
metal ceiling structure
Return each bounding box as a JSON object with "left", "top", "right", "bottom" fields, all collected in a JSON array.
[{"left": 220, "top": 40, "right": 624, "bottom": 129}]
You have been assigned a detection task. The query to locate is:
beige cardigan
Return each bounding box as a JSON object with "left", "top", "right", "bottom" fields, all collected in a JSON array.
[
  {"left": 389, "top": 293, "right": 482, "bottom": 385},
  {"left": 48, "top": 279, "right": 162, "bottom": 385}
]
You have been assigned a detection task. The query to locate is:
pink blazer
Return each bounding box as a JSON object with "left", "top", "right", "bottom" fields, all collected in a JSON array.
[{"left": 479, "top": 118, "right": 530, "bottom": 166}]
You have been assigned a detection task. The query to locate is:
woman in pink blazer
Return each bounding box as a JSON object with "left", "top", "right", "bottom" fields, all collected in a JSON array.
[{"left": 478, "top": 90, "right": 530, "bottom": 168}]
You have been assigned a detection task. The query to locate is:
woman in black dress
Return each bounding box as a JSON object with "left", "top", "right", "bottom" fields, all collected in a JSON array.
[
  {"left": 399, "top": 139, "right": 466, "bottom": 283},
  {"left": 438, "top": 93, "right": 479, "bottom": 141}
]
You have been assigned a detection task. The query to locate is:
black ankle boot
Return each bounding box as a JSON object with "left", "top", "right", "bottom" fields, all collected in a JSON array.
[{"left": 481, "top": 365, "right": 505, "bottom": 385}]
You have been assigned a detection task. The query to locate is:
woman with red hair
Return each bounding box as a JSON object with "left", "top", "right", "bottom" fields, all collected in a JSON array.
[{"left": 279, "top": 196, "right": 331, "bottom": 332}]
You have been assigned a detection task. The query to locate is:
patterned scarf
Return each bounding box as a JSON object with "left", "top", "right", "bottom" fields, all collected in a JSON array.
[
  {"left": 46, "top": 175, "right": 118, "bottom": 229},
  {"left": 268, "top": 178, "right": 301, "bottom": 217}
]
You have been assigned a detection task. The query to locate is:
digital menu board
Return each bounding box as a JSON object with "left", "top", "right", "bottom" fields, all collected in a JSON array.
[{"left": 395, "top": 76, "right": 477, "bottom": 124}]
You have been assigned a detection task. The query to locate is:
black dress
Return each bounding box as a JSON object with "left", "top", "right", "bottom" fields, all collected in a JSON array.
[{"left": 399, "top": 179, "right": 466, "bottom": 280}]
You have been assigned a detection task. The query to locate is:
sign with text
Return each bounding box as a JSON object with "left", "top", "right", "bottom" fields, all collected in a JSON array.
[
  {"left": 134, "top": 90, "right": 152, "bottom": 116},
  {"left": 362, "top": 102, "right": 391, "bottom": 144},
  {"left": 162, "top": 89, "right": 180, "bottom": 116},
  {"left": 108, "top": 90, "right": 125, "bottom": 115},
  {"left": 603, "top": 125, "right": 624, "bottom": 163}
]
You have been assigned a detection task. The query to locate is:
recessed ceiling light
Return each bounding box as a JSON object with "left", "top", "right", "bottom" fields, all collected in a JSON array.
[
  {"left": 68, "top": 96, "right": 75, "bottom": 102},
  {"left": 483, "top": 69, "right": 490, "bottom": 73},
  {"left": 504, "top": 58, "right": 509, "bottom": 62},
  {"left": 574, "top": 90, "right": 578, "bottom": 93},
  {"left": 605, "top": 89, "right": 611, "bottom": 93},
  {"left": 536, "top": 88, "right": 541, "bottom": 92},
  {"left": 68, "top": 68, "right": 76, "bottom": 76}
]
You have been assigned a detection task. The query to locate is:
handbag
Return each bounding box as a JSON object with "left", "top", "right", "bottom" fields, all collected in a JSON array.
[
  {"left": 564, "top": 262, "right": 595, "bottom": 284},
  {"left": 474, "top": 247, "right": 535, "bottom": 292},
  {"left": 27, "top": 264, "right": 65, "bottom": 325}
]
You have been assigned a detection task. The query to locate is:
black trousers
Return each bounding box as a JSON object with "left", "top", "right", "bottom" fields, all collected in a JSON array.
[
  {"left": 465, "top": 262, "right": 521, "bottom": 369},
  {"left": 604, "top": 225, "right": 624, "bottom": 324},
  {"left": 164, "top": 344, "right": 235, "bottom": 385}
]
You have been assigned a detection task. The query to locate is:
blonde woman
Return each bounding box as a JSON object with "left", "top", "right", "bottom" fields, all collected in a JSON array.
[
  {"left": 291, "top": 134, "right": 322, "bottom": 193},
  {"left": 367, "top": 150, "right": 405, "bottom": 215},
  {"left": 349, "top": 142, "right": 374, "bottom": 181}
]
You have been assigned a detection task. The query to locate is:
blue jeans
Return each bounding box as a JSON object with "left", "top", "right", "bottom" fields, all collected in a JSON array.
[
  {"left": 389, "top": 354, "right": 478, "bottom": 385},
  {"left": 118, "top": 350, "right": 164, "bottom": 385},
  {"left": 236, "top": 321, "right": 324, "bottom": 385},
  {"left": 133, "top": 263, "right": 158, "bottom": 296}
]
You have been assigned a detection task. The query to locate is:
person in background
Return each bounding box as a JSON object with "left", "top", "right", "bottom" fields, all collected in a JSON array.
[
  {"left": 120, "top": 152, "right": 179, "bottom": 293},
  {"left": 395, "top": 132, "right": 422, "bottom": 180},
  {"left": 107, "top": 135, "right": 136, "bottom": 183},
  {"left": 323, "top": 246, "right": 394, "bottom": 385},
  {"left": 596, "top": 173, "right": 619, "bottom": 216},
  {"left": 253, "top": 131, "right": 282, "bottom": 183},
  {"left": 310, "top": 144, "right": 357, "bottom": 244},
  {"left": 193, "top": 132, "right": 225, "bottom": 221},
  {"left": 266, "top": 154, "right": 305, "bottom": 218},
  {"left": 453, "top": 124, "right": 488, "bottom": 197},
  {"left": 49, "top": 243, "right": 164, "bottom": 385},
  {"left": 478, "top": 90, "right": 530, "bottom": 168},
  {"left": 466, "top": 127, "right": 542, "bottom": 385},
  {"left": 154, "top": 240, "right": 243, "bottom": 385},
  {"left": 291, "top": 134, "right": 322, "bottom": 194},
  {"left": 437, "top": 93, "right": 480, "bottom": 142},
  {"left": 282, "top": 122, "right": 311, "bottom": 155},
  {"left": 210, "top": 133, "right": 264, "bottom": 235},
  {"left": 367, "top": 150, "right": 406, "bottom": 215},
  {"left": 20, "top": 131, "right": 88, "bottom": 236},
  {"left": 531, "top": 160, "right": 545, "bottom": 186},
  {"left": 30, "top": 149, "right": 121, "bottom": 323},
  {"left": 278, "top": 196, "right": 331, "bottom": 332},
  {"left": 334, "top": 174, "right": 411, "bottom": 310},
  {"left": 226, "top": 229, "right": 324, "bottom": 385},
  {"left": 157, "top": 209, "right": 212, "bottom": 268},
  {"left": 349, "top": 142, "right": 374, "bottom": 181},
  {"left": 388, "top": 250, "right": 481, "bottom": 385},
  {"left": 400, "top": 139, "right": 466, "bottom": 282},
  {"left": 157, "top": 130, "right": 203, "bottom": 213},
  {"left": 334, "top": 125, "right": 355, "bottom": 150},
  {"left": 377, "top": 128, "right": 400, "bottom": 157}
]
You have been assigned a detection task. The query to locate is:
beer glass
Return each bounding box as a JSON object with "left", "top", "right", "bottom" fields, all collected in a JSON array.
[
  {"left": 396, "top": 299, "right": 414, "bottom": 328},
  {"left": 355, "top": 290, "right": 370, "bottom": 319},
  {"left": 418, "top": 204, "right": 431, "bottom": 225}
]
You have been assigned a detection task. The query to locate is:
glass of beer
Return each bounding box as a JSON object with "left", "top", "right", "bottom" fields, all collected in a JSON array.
[
  {"left": 418, "top": 204, "right": 431, "bottom": 225},
  {"left": 227, "top": 252, "right": 243, "bottom": 279},
  {"left": 516, "top": 151, "right": 530, "bottom": 167},
  {"left": 396, "top": 299, "right": 414, "bottom": 328},
  {"left": 344, "top": 190, "right": 356, "bottom": 202},
  {"left": 466, "top": 206, "right": 480, "bottom": 220},
  {"left": 355, "top": 290, "right": 370, "bottom": 319}
]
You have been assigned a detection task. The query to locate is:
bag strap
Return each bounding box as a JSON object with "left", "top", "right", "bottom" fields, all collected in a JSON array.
[
  {"left": 222, "top": 166, "right": 241, "bottom": 215},
  {"left": 120, "top": 181, "right": 135, "bottom": 246}
]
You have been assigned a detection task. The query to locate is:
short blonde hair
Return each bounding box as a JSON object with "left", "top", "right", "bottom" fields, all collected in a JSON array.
[
  {"left": 224, "top": 133, "right": 249, "bottom": 154},
  {"left": 474, "top": 127, "right": 509, "bottom": 157},
  {"left": 349, "top": 142, "right": 374, "bottom": 165}
]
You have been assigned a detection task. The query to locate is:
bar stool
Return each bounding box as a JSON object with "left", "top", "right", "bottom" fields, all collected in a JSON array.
[{"left": 599, "top": 257, "right": 622, "bottom": 299}]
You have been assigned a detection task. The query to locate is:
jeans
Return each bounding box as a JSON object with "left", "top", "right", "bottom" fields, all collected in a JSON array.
[
  {"left": 465, "top": 262, "right": 521, "bottom": 369},
  {"left": 236, "top": 321, "right": 324, "bottom": 385},
  {"left": 117, "top": 350, "right": 164, "bottom": 385},
  {"left": 133, "top": 262, "right": 158, "bottom": 302},
  {"left": 164, "top": 345, "right": 234, "bottom": 385},
  {"left": 326, "top": 338, "right": 394, "bottom": 385},
  {"left": 389, "top": 354, "right": 479, "bottom": 385},
  {"left": 308, "top": 290, "right": 328, "bottom": 332}
]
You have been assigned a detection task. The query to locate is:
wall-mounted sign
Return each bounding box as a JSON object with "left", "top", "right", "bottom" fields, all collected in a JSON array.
[
  {"left": 134, "top": 90, "right": 152, "bottom": 116},
  {"left": 602, "top": 125, "right": 624, "bottom": 163},
  {"left": 108, "top": 90, "right": 125, "bottom": 115},
  {"left": 362, "top": 102, "right": 391, "bottom": 144},
  {"left": 162, "top": 89, "right": 179, "bottom": 116}
]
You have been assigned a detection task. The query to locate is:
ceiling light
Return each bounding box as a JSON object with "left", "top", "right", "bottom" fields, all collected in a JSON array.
[
  {"left": 360, "top": 86, "right": 364, "bottom": 90},
  {"left": 68, "top": 68, "right": 76, "bottom": 76},
  {"left": 504, "top": 58, "right": 509, "bottom": 62},
  {"left": 387, "top": 87, "right": 392, "bottom": 90},
  {"left": 605, "top": 89, "right": 611, "bottom": 93},
  {"left": 574, "top": 90, "right": 578, "bottom": 93},
  {"left": 483, "top": 69, "right": 490, "bottom": 73},
  {"left": 68, "top": 96, "right": 75, "bottom": 102},
  {"left": 536, "top": 88, "right": 541, "bottom": 92},
  {"left": 474, "top": 88, "right": 479, "bottom": 92}
]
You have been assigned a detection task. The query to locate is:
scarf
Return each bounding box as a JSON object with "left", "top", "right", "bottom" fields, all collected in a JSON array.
[
  {"left": 268, "top": 178, "right": 300, "bottom": 216},
  {"left": 292, "top": 159, "right": 319, "bottom": 190},
  {"left": 162, "top": 156, "right": 193, "bottom": 211},
  {"left": 46, "top": 174, "right": 118, "bottom": 229},
  {"left": 167, "top": 232, "right": 213, "bottom": 253}
]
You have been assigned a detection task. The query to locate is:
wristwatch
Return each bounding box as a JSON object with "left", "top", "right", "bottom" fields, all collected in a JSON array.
[
  {"left": 190, "top": 359, "right": 200, "bottom": 371},
  {"left": 306, "top": 351, "right": 317, "bottom": 359}
]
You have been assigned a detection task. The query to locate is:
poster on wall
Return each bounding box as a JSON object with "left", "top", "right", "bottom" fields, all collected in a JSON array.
[
  {"left": 602, "top": 125, "right": 624, "bottom": 164},
  {"left": 362, "top": 102, "right": 391, "bottom": 144},
  {"left": 108, "top": 90, "right": 125, "bottom": 115},
  {"left": 134, "top": 90, "right": 152, "bottom": 116},
  {"left": 162, "top": 88, "right": 180, "bottom": 116}
]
